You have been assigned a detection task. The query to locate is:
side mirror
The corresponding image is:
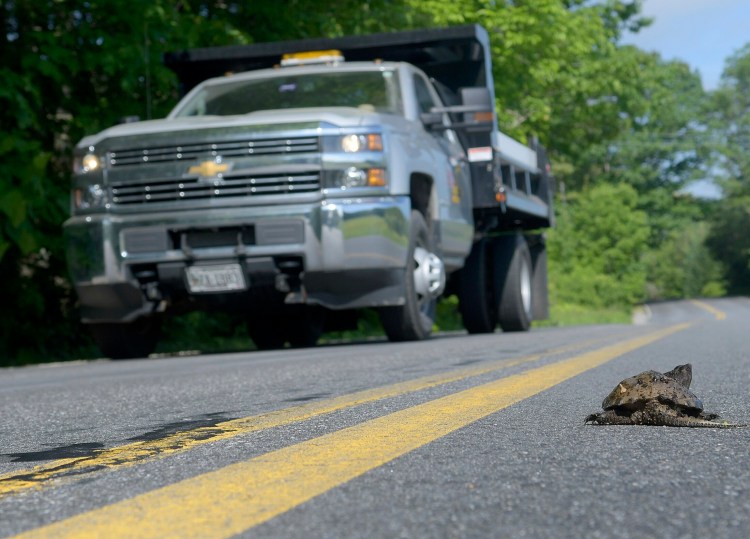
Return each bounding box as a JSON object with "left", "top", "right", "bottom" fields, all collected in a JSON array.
[
  {"left": 431, "top": 87, "right": 494, "bottom": 133},
  {"left": 420, "top": 111, "right": 445, "bottom": 131},
  {"left": 459, "top": 87, "right": 493, "bottom": 113},
  {"left": 458, "top": 87, "right": 494, "bottom": 133},
  {"left": 118, "top": 115, "right": 141, "bottom": 124}
]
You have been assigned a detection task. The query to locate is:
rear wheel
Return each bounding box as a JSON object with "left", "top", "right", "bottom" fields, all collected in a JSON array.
[
  {"left": 458, "top": 238, "right": 497, "bottom": 334},
  {"left": 88, "top": 317, "right": 161, "bottom": 359},
  {"left": 380, "top": 210, "right": 445, "bottom": 342},
  {"left": 493, "top": 234, "right": 533, "bottom": 332},
  {"left": 529, "top": 236, "right": 550, "bottom": 321}
]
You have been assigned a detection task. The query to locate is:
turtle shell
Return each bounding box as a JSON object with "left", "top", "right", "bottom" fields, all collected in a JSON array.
[{"left": 602, "top": 367, "right": 703, "bottom": 413}]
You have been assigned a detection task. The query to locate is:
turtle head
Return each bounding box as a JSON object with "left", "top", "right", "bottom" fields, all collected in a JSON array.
[{"left": 664, "top": 363, "right": 692, "bottom": 388}]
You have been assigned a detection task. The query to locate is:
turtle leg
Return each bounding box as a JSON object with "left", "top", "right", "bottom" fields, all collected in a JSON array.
[
  {"left": 698, "top": 411, "right": 721, "bottom": 421},
  {"left": 585, "top": 410, "right": 635, "bottom": 425}
]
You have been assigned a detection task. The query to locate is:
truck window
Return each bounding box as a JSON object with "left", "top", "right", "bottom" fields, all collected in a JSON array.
[
  {"left": 430, "top": 78, "right": 460, "bottom": 107},
  {"left": 172, "top": 70, "right": 402, "bottom": 117},
  {"left": 413, "top": 75, "right": 439, "bottom": 114}
]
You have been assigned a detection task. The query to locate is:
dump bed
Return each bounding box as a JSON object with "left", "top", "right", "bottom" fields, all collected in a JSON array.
[{"left": 164, "top": 25, "right": 494, "bottom": 96}]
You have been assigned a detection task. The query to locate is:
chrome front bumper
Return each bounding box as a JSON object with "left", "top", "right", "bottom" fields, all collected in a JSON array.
[{"left": 64, "top": 196, "right": 411, "bottom": 322}]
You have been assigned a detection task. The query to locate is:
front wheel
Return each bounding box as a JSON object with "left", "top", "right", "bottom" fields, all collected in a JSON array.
[
  {"left": 247, "top": 307, "right": 327, "bottom": 350},
  {"left": 88, "top": 317, "right": 161, "bottom": 359},
  {"left": 247, "top": 315, "right": 287, "bottom": 350},
  {"left": 380, "top": 211, "right": 445, "bottom": 342},
  {"left": 286, "top": 306, "right": 326, "bottom": 348}
]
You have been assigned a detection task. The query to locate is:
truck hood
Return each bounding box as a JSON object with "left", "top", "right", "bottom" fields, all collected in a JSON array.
[{"left": 78, "top": 107, "right": 406, "bottom": 149}]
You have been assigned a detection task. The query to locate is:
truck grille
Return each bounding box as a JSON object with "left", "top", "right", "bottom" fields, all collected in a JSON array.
[
  {"left": 110, "top": 171, "right": 321, "bottom": 206},
  {"left": 108, "top": 136, "right": 319, "bottom": 167}
]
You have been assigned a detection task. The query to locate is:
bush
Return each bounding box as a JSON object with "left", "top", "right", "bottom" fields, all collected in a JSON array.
[{"left": 547, "top": 183, "right": 649, "bottom": 309}]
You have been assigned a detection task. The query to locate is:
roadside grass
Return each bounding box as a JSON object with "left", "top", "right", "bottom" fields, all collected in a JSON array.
[
  {"left": 534, "top": 302, "right": 633, "bottom": 327},
  {"left": 435, "top": 296, "right": 633, "bottom": 331},
  {"left": 152, "top": 297, "right": 635, "bottom": 355},
  {"left": 155, "top": 311, "right": 251, "bottom": 356},
  {"left": 1, "top": 298, "right": 637, "bottom": 365}
]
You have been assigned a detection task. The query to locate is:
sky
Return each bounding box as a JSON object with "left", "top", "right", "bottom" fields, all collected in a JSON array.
[{"left": 622, "top": 0, "right": 750, "bottom": 90}]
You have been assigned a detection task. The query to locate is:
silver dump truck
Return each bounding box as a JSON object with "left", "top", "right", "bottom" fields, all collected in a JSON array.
[{"left": 65, "top": 25, "right": 554, "bottom": 358}]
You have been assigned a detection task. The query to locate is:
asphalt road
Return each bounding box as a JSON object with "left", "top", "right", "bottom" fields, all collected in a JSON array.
[{"left": 1, "top": 298, "right": 749, "bottom": 538}]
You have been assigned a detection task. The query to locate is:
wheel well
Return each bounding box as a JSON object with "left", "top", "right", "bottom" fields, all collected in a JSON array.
[{"left": 410, "top": 173, "right": 434, "bottom": 222}]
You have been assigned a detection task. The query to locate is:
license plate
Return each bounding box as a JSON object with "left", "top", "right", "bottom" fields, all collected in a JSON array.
[{"left": 185, "top": 264, "right": 247, "bottom": 293}]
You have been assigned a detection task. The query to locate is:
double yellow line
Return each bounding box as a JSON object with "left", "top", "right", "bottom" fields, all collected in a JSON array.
[
  {"left": 0, "top": 339, "right": 595, "bottom": 499},
  {"left": 690, "top": 300, "right": 727, "bottom": 320},
  {"left": 8, "top": 323, "right": 690, "bottom": 539}
]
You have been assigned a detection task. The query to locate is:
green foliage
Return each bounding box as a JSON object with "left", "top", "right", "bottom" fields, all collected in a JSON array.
[
  {"left": 571, "top": 49, "right": 708, "bottom": 189},
  {"left": 535, "top": 303, "right": 632, "bottom": 327},
  {"left": 406, "top": 0, "right": 646, "bottom": 152},
  {"left": 157, "top": 311, "right": 249, "bottom": 355},
  {"left": 321, "top": 309, "right": 384, "bottom": 343},
  {"left": 548, "top": 183, "right": 649, "bottom": 309},
  {"left": 704, "top": 45, "right": 750, "bottom": 293},
  {"left": 435, "top": 295, "right": 465, "bottom": 332},
  {"left": 644, "top": 222, "right": 726, "bottom": 300},
  {"left": 705, "top": 194, "right": 750, "bottom": 294}
]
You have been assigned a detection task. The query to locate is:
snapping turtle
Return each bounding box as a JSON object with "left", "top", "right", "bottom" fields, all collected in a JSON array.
[{"left": 585, "top": 364, "right": 742, "bottom": 427}]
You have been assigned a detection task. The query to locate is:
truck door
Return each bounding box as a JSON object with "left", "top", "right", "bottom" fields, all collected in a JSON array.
[{"left": 412, "top": 74, "right": 473, "bottom": 261}]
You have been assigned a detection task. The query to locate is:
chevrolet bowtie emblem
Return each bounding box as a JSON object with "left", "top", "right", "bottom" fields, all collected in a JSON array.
[{"left": 188, "top": 160, "right": 230, "bottom": 177}]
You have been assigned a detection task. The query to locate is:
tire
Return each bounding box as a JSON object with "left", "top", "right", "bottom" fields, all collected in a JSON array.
[
  {"left": 88, "top": 318, "right": 161, "bottom": 360},
  {"left": 458, "top": 238, "right": 497, "bottom": 334},
  {"left": 286, "top": 306, "right": 326, "bottom": 348},
  {"left": 493, "top": 234, "right": 533, "bottom": 332},
  {"left": 247, "top": 307, "right": 326, "bottom": 350},
  {"left": 247, "top": 316, "right": 287, "bottom": 350},
  {"left": 380, "top": 210, "right": 445, "bottom": 342},
  {"left": 529, "top": 237, "right": 550, "bottom": 321}
]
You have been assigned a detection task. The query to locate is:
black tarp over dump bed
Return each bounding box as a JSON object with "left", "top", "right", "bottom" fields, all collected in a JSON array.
[{"left": 163, "top": 24, "right": 495, "bottom": 99}]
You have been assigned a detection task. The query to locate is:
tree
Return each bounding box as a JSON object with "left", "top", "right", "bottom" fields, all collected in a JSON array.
[
  {"left": 0, "top": 1, "right": 228, "bottom": 361},
  {"left": 705, "top": 193, "right": 750, "bottom": 294},
  {"left": 644, "top": 222, "right": 726, "bottom": 299},
  {"left": 406, "top": 0, "right": 650, "bottom": 155},
  {"left": 571, "top": 48, "right": 711, "bottom": 248},
  {"left": 704, "top": 44, "right": 750, "bottom": 293},
  {"left": 547, "top": 183, "right": 649, "bottom": 309}
]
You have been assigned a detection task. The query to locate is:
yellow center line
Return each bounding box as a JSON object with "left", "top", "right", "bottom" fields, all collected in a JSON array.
[
  {"left": 13, "top": 323, "right": 690, "bottom": 539},
  {"left": 690, "top": 299, "right": 727, "bottom": 320},
  {"left": 0, "top": 336, "right": 609, "bottom": 499}
]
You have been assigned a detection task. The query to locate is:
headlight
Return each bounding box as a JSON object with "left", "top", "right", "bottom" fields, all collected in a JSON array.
[
  {"left": 325, "top": 167, "right": 387, "bottom": 190},
  {"left": 321, "top": 133, "right": 387, "bottom": 191},
  {"left": 322, "top": 133, "right": 383, "bottom": 153},
  {"left": 82, "top": 154, "right": 100, "bottom": 172},
  {"left": 74, "top": 153, "right": 103, "bottom": 174},
  {"left": 73, "top": 184, "right": 109, "bottom": 211},
  {"left": 340, "top": 134, "right": 383, "bottom": 152}
]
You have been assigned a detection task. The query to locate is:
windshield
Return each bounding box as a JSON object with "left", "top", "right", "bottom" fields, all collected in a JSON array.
[{"left": 172, "top": 69, "right": 402, "bottom": 117}]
